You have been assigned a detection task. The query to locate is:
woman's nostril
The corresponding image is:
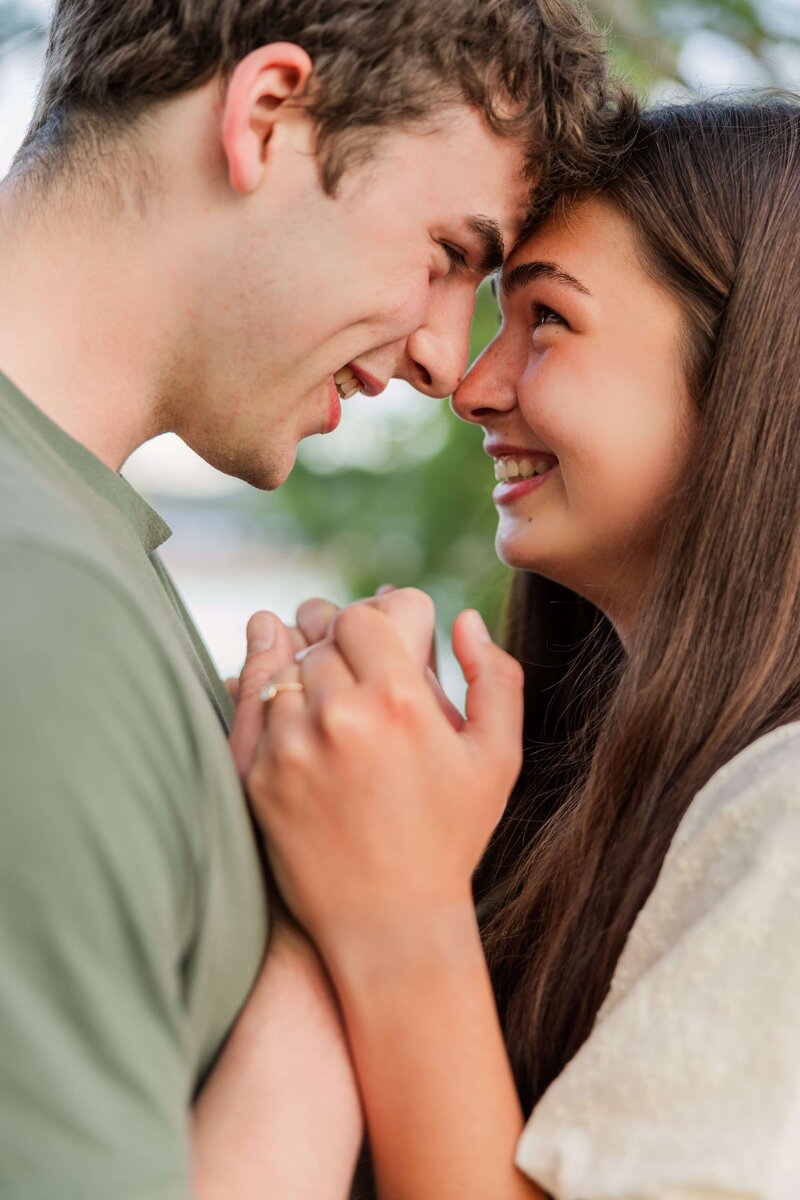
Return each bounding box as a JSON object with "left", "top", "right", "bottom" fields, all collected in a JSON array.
[{"left": 416, "top": 364, "right": 433, "bottom": 389}]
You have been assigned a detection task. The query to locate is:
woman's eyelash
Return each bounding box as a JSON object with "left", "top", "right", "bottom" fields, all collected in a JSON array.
[{"left": 531, "top": 303, "right": 566, "bottom": 329}]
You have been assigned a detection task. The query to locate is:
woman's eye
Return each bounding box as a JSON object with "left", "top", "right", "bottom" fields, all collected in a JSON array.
[{"left": 531, "top": 304, "right": 566, "bottom": 331}]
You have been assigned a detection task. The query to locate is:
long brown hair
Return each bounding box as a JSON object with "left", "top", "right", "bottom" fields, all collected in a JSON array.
[{"left": 479, "top": 97, "right": 800, "bottom": 1114}]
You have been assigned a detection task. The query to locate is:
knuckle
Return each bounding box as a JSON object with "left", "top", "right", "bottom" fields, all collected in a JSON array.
[
  {"left": 318, "top": 694, "right": 365, "bottom": 740},
  {"left": 269, "top": 665, "right": 301, "bottom": 687},
  {"left": 377, "top": 586, "right": 435, "bottom": 627},
  {"left": 491, "top": 648, "right": 525, "bottom": 690},
  {"left": 270, "top": 723, "right": 311, "bottom": 770},
  {"left": 297, "top": 596, "right": 338, "bottom": 631},
  {"left": 401, "top": 587, "right": 436, "bottom": 621},
  {"left": 378, "top": 680, "right": 419, "bottom": 722},
  {"left": 335, "top": 603, "right": 371, "bottom": 639}
]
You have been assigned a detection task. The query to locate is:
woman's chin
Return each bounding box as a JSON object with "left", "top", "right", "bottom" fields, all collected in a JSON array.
[{"left": 496, "top": 531, "right": 548, "bottom": 573}]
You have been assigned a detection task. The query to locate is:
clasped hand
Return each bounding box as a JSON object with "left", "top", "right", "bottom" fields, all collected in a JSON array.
[{"left": 230, "top": 589, "right": 524, "bottom": 964}]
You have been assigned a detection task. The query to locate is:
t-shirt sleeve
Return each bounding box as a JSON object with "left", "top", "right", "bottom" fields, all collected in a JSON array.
[
  {"left": 0, "top": 544, "right": 204, "bottom": 1200},
  {"left": 514, "top": 734, "right": 800, "bottom": 1200}
]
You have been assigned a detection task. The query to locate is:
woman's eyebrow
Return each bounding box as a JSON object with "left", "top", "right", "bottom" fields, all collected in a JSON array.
[{"left": 499, "top": 260, "right": 592, "bottom": 298}]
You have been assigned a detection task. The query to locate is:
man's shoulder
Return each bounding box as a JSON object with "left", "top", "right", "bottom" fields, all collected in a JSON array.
[{"left": 0, "top": 418, "right": 118, "bottom": 573}]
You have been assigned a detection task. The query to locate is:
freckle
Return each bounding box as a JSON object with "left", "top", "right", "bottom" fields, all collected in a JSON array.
[{"left": 526, "top": 517, "right": 532, "bottom": 524}]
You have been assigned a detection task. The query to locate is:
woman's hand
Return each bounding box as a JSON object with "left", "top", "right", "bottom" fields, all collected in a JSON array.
[
  {"left": 229, "top": 611, "right": 297, "bottom": 779},
  {"left": 245, "top": 603, "right": 524, "bottom": 961}
]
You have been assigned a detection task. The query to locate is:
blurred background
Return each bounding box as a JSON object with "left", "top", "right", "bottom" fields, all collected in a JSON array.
[{"left": 2, "top": 0, "right": 798, "bottom": 698}]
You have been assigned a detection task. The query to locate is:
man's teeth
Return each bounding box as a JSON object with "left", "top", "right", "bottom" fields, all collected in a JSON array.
[
  {"left": 334, "top": 367, "right": 362, "bottom": 400},
  {"left": 494, "top": 456, "right": 554, "bottom": 482}
]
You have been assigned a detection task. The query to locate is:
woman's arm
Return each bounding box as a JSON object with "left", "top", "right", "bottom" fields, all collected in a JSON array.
[
  {"left": 328, "top": 904, "right": 545, "bottom": 1200},
  {"left": 247, "top": 603, "right": 547, "bottom": 1199},
  {"left": 193, "top": 921, "right": 363, "bottom": 1200}
]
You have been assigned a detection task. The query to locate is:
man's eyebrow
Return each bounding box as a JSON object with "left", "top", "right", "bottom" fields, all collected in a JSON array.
[
  {"left": 465, "top": 215, "right": 506, "bottom": 274},
  {"left": 500, "top": 260, "right": 592, "bottom": 298}
]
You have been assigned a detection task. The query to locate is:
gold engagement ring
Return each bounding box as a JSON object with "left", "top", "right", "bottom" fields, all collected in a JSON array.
[{"left": 261, "top": 681, "right": 305, "bottom": 704}]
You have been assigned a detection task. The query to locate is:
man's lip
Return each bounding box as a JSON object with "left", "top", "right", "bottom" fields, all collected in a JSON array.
[
  {"left": 325, "top": 377, "right": 342, "bottom": 433},
  {"left": 484, "top": 441, "right": 559, "bottom": 464},
  {"left": 348, "top": 363, "right": 387, "bottom": 398}
]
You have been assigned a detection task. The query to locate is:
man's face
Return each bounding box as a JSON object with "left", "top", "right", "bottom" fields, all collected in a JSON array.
[{"left": 174, "top": 106, "right": 528, "bottom": 488}]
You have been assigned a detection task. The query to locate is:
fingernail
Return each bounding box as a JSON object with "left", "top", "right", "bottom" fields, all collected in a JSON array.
[
  {"left": 375, "top": 583, "right": 395, "bottom": 596},
  {"left": 464, "top": 609, "right": 492, "bottom": 644},
  {"left": 248, "top": 613, "right": 275, "bottom": 654}
]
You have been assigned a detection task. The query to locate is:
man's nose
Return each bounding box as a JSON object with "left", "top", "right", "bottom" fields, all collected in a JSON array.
[
  {"left": 402, "top": 282, "right": 475, "bottom": 399},
  {"left": 451, "top": 335, "right": 517, "bottom": 426}
]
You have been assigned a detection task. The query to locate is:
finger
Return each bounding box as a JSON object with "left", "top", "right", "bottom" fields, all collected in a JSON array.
[
  {"left": 261, "top": 664, "right": 307, "bottom": 720},
  {"left": 296, "top": 597, "right": 341, "bottom": 648},
  {"left": 452, "top": 610, "right": 524, "bottom": 764},
  {"left": 332, "top": 603, "right": 426, "bottom": 689},
  {"left": 424, "top": 666, "right": 465, "bottom": 731},
  {"left": 289, "top": 625, "right": 309, "bottom": 657},
  {"left": 300, "top": 639, "right": 356, "bottom": 713},
  {"left": 229, "top": 612, "right": 295, "bottom": 780},
  {"left": 365, "top": 587, "right": 436, "bottom": 675},
  {"left": 224, "top": 676, "right": 240, "bottom": 703}
]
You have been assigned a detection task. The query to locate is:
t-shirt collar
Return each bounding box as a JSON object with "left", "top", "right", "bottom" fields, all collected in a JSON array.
[{"left": 0, "top": 370, "right": 172, "bottom": 555}]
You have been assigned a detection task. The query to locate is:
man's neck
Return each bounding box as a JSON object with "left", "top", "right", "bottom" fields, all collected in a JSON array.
[{"left": 0, "top": 179, "right": 184, "bottom": 472}]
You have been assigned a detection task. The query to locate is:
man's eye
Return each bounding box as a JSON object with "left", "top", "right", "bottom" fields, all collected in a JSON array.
[{"left": 442, "top": 243, "right": 469, "bottom": 272}]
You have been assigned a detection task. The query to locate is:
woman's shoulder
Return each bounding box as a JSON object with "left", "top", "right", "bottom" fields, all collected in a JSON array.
[
  {"left": 603, "top": 719, "right": 800, "bottom": 1017},
  {"left": 673, "top": 719, "right": 800, "bottom": 852},
  {"left": 516, "top": 721, "right": 800, "bottom": 1200}
]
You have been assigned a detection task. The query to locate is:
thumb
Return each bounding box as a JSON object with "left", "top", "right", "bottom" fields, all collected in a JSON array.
[
  {"left": 229, "top": 611, "right": 295, "bottom": 780},
  {"left": 452, "top": 610, "right": 524, "bottom": 775}
]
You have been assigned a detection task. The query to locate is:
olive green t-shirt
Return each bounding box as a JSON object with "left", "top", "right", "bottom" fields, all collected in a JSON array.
[{"left": 0, "top": 371, "right": 268, "bottom": 1199}]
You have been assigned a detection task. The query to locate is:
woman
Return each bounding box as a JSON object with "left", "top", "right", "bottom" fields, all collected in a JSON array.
[{"left": 247, "top": 97, "right": 800, "bottom": 1200}]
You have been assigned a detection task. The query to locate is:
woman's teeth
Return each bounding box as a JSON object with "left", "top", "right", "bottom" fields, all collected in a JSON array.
[
  {"left": 494, "top": 456, "right": 554, "bottom": 482},
  {"left": 334, "top": 367, "right": 361, "bottom": 400}
]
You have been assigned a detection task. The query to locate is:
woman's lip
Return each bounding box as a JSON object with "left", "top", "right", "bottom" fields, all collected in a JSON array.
[
  {"left": 493, "top": 466, "right": 558, "bottom": 506},
  {"left": 485, "top": 442, "right": 558, "bottom": 463},
  {"left": 325, "top": 377, "right": 342, "bottom": 433}
]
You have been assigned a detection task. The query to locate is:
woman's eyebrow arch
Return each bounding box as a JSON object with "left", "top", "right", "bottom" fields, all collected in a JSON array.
[{"left": 499, "top": 260, "right": 592, "bottom": 298}]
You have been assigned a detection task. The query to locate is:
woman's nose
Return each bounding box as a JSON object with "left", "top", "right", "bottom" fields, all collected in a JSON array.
[{"left": 451, "top": 338, "right": 517, "bottom": 426}]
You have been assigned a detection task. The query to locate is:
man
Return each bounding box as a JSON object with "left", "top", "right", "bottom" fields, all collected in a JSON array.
[{"left": 0, "top": 0, "right": 614, "bottom": 1195}]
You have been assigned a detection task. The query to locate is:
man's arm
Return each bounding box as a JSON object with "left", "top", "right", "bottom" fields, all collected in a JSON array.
[
  {"left": 200, "top": 609, "right": 363, "bottom": 1198},
  {"left": 193, "top": 921, "right": 361, "bottom": 1200},
  {"left": 0, "top": 545, "right": 360, "bottom": 1200}
]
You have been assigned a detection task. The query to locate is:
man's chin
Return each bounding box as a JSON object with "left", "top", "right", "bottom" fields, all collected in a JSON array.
[
  {"left": 241, "top": 455, "right": 296, "bottom": 492},
  {"left": 204, "top": 443, "right": 297, "bottom": 492}
]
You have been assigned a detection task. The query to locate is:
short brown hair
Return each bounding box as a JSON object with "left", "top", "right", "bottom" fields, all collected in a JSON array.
[{"left": 16, "top": 0, "right": 631, "bottom": 198}]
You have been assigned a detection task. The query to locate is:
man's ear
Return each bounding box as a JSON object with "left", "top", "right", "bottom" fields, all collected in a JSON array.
[{"left": 221, "top": 43, "right": 314, "bottom": 195}]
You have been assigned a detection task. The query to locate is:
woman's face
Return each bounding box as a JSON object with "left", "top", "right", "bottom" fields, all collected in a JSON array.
[{"left": 452, "top": 197, "right": 694, "bottom": 635}]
